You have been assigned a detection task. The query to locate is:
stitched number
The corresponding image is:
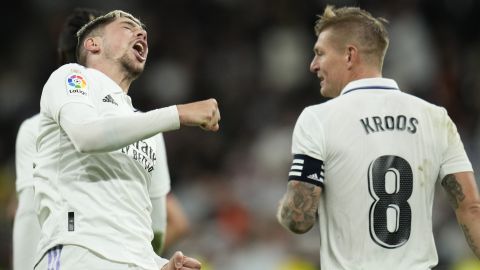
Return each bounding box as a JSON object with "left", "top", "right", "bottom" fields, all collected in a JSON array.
[{"left": 368, "top": 155, "right": 412, "bottom": 248}]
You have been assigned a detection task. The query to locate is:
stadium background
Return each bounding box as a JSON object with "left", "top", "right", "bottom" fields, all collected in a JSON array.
[{"left": 0, "top": 0, "right": 480, "bottom": 269}]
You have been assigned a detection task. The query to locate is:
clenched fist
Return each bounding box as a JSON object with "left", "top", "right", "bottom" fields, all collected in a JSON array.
[
  {"left": 177, "top": 98, "right": 220, "bottom": 131},
  {"left": 161, "top": 251, "right": 201, "bottom": 270}
]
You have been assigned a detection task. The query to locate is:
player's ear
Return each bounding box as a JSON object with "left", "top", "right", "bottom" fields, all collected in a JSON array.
[
  {"left": 84, "top": 37, "right": 101, "bottom": 54},
  {"left": 345, "top": 44, "right": 357, "bottom": 70}
]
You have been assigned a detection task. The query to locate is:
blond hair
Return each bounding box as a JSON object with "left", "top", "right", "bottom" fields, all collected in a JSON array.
[
  {"left": 76, "top": 10, "right": 146, "bottom": 65},
  {"left": 314, "top": 5, "right": 389, "bottom": 69}
]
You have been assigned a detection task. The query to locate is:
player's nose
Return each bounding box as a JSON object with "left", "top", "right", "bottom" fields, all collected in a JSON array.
[
  {"left": 310, "top": 57, "right": 319, "bottom": 73},
  {"left": 136, "top": 28, "right": 147, "bottom": 41}
]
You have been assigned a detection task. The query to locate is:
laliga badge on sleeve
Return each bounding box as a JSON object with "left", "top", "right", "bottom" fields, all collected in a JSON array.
[{"left": 65, "top": 73, "right": 88, "bottom": 96}]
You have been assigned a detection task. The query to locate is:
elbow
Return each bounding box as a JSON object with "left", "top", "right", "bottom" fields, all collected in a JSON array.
[
  {"left": 277, "top": 209, "right": 315, "bottom": 234},
  {"left": 281, "top": 219, "right": 314, "bottom": 234}
]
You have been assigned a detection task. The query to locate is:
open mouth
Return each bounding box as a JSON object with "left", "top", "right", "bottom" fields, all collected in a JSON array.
[{"left": 132, "top": 41, "right": 147, "bottom": 61}]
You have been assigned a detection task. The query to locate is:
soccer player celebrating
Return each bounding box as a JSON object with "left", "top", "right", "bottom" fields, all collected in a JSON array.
[
  {"left": 13, "top": 8, "right": 102, "bottom": 270},
  {"left": 14, "top": 8, "right": 191, "bottom": 268},
  {"left": 277, "top": 5, "right": 480, "bottom": 269},
  {"left": 33, "top": 10, "right": 217, "bottom": 269}
]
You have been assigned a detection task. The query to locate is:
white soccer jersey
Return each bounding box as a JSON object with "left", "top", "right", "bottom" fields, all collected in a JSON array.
[
  {"left": 291, "top": 78, "right": 473, "bottom": 270},
  {"left": 15, "top": 113, "right": 40, "bottom": 192},
  {"left": 34, "top": 63, "right": 172, "bottom": 269},
  {"left": 14, "top": 113, "right": 41, "bottom": 270}
]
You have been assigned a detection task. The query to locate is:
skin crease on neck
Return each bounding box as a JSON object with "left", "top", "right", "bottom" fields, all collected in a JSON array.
[
  {"left": 83, "top": 17, "right": 148, "bottom": 94},
  {"left": 309, "top": 28, "right": 382, "bottom": 98}
]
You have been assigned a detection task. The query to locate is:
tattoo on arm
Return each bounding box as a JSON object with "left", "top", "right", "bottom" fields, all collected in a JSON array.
[
  {"left": 279, "top": 181, "right": 321, "bottom": 233},
  {"left": 461, "top": 224, "right": 479, "bottom": 255},
  {"left": 441, "top": 174, "right": 465, "bottom": 209}
]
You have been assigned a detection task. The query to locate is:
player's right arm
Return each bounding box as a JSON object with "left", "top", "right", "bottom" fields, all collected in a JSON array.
[
  {"left": 42, "top": 64, "right": 220, "bottom": 154},
  {"left": 441, "top": 172, "right": 480, "bottom": 258},
  {"left": 177, "top": 98, "right": 220, "bottom": 132}
]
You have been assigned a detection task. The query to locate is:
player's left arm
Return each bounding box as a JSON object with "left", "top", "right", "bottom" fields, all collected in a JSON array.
[
  {"left": 164, "top": 193, "right": 191, "bottom": 251},
  {"left": 151, "top": 195, "right": 167, "bottom": 255},
  {"left": 150, "top": 133, "right": 172, "bottom": 255},
  {"left": 277, "top": 180, "right": 322, "bottom": 234},
  {"left": 442, "top": 171, "right": 480, "bottom": 258},
  {"left": 279, "top": 108, "right": 325, "bottom": 234},
  {"left": 439, "top": 109, "right": 480, "bottom": 257}
]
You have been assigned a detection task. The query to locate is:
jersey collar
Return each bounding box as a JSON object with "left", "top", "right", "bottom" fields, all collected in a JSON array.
[
  {"left": 88, "top": 67, "right": 125, "bottom": 94},
  {"left": 340, "top": 77, "right": 400, "bottom": 95}
]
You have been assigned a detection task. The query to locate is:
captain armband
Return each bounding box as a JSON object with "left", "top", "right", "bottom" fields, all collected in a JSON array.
[{"left": 288, "top": 154, "right": 324, "bottom": 187}]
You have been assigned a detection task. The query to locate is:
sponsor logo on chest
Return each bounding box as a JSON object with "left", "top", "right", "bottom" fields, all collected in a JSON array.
[{"left": 120, "top": 140, "right": 157, "bottom": 173}]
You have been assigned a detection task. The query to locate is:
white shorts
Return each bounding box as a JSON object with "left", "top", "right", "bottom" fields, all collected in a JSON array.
[
  {"left": 35, "top": 245, "right": 147, "bottom": 270},
  {"left": 13, "top": 187, "right": 41, "bottom": 270}
]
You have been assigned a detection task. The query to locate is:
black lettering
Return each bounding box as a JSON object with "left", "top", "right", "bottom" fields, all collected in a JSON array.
[
  {"left": 141, "top": 141, "right": 149, "bottom": 154},
  {"left": 133, "top": 141, "right": 139, "bottom": 150},
  {"left": 146, "top": 145, "right": 153, "bottom": 160},
  {"left": 133, "top": 149, "right": 138, "bottom": 160},
  {"left": 397, "top": 115, "right": 407, "bottom": 131},
  {"left": 68, "top": 89, "right": 86, "bottom": 95},
  {"left": 140, "top": 155, "right": 147, "bottom": 165},
  {"left": 407, "top": 118, "right": 419, "bottom": 134},
  {"left": 385, "top": 116, "right": 395, "bottom": 130},
  {"left": 372, "top": 116, "right": 385, "bottom": 132},
  {"left": 360, "top": 118, "right": 376, "bottom": 134}
]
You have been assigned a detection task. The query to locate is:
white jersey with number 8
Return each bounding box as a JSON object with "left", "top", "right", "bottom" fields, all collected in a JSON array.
[{"left": 292, "top": 78, "right": 473, "bottom": 270}]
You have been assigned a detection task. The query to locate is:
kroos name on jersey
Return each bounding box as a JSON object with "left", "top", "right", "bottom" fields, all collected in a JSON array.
[{"left": 360, "top": 115, "right": 419, "bottom": 135}]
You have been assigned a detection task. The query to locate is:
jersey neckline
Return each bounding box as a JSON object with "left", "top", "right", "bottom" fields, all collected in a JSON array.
[{"left": 340, "top": 77, "right": 400, "bottom": 95}]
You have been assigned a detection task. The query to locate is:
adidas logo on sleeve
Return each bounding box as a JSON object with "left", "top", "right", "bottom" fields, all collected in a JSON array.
[
  {"left": 102, "top": 94, "right": 118, "bottom": 106},
  {"left": 288, "top": 154, "right": 324, "bottom": 187}
]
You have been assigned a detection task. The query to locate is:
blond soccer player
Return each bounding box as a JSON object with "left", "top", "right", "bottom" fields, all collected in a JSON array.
[{"left": 278, "top": 5, "right": 480, "bottom": 270}]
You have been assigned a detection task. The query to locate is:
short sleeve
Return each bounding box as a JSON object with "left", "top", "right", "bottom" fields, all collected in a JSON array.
[
  {"left": 41, "top": 64, "right": 95, "bottom": 124},
  {"left": 438, "top": 108, "right": 473, "bottom": 179},
  {"left": 149, "top": 134, "right": 171, "bottom": 198},
  {"left": 291, "top": 107, "right": 326, "bottom": 161}
]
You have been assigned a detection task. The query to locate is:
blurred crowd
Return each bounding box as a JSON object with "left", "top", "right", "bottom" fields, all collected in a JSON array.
[{"left": 1, "top": 0, "right": 480, "bottom": 269}]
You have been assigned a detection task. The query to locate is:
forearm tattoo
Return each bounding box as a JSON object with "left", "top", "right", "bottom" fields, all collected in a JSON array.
[
  {"left": 461, "top": 224, "right": 479, "bottom": 255},
  {"left": 280, "top": 181, "right": 321, "bottom": 233},
  {"left": 441, "top": 174, "right": 465, "bottom": 209}
]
